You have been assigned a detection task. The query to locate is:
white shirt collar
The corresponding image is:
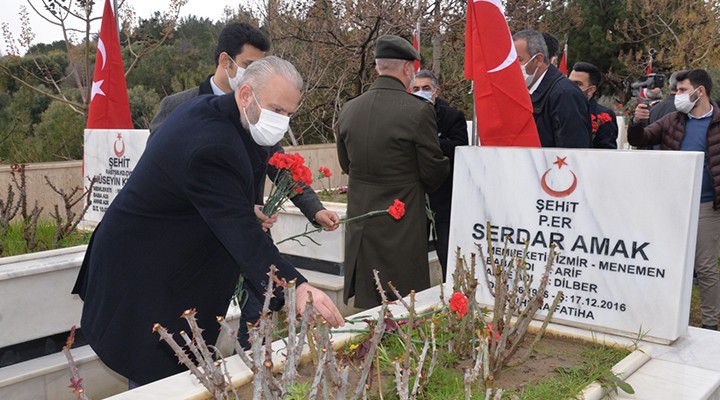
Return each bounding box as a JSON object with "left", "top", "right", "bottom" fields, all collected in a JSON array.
[
  {"left": 529, "top": 69, "right": 548, "bottom": 95},
  {"left": 209, "top": 75, "right": 227, "bottom": 96},
  {"left": 688, "top": 105, "right": 714, "bottom": 120}
]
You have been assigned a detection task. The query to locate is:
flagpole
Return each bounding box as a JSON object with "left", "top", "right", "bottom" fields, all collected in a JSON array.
[
  {"left": 470, "top": 81, "right": 479, "bottom": 146},
  {"left": 113, "top": 0, "right": 119, "bottom": 33}
]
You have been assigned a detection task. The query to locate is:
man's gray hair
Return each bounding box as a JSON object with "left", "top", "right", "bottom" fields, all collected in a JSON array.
[
  {"left": 239, "top": 56, "right": 304, "bottom": 93},
  {"left": 375, "top": 58, "right": 407, "bottom": 74},
  {"left": 413, "top": 69, "right": 439, "bottom": 88},
  {"left": 669, "top": 70, "right": 687, "bottom": 91},
  {"left": 513, "top": 29, "right": 550, "bottom": 65}
]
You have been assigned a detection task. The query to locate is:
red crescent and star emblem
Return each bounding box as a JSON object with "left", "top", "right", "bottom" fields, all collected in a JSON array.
[
  {"left": 541, "top": 156, "right": 578, "bottom": 198},
  {"left": 474, "top": 0, "right": 517, "bottom": 72},
  {"left": 114, "top": 132, "right": 125, "bottom": 158}
]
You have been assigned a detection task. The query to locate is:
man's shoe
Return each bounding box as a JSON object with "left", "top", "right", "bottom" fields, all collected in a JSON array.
[{"left": 701, "top": 324, "right": 718, "bottom": 330}]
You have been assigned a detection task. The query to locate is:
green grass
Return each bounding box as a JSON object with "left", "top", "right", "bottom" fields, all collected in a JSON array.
[
  {"left": 1, "top": 220, "right": 91, "bottom": 257},
  {"left": 505, "top": 344, "right": 632, "bottom": 399},
  {"left": 316, "top": 190, "right": 347, "bottom": 203},
  {"left": 344, "top": 310, "right": 631, "bottom": 400}
]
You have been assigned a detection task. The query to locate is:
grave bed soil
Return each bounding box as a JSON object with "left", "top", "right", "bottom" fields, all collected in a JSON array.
[{"left": 235, "top": 333, "right": 625, "bottom": 399}]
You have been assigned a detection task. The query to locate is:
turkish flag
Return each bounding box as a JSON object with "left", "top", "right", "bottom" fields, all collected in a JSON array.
[
  {"left": 640, "top": 61, "right": 652, "bottom": 99},
  {"left": 558, "top": 43, "right": 568, "bottom": 75},
  {"left": 464, "top": 0, "right": 540, "bottom": 147},
  {"left": 86, "top": 0, "right": 132, "bottom": 129},
  {"left": 412, "top": 29, "right": 420, "bottom": 72}
]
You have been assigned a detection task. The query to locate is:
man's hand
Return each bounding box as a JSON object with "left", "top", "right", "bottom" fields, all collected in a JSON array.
[
  {"left": 296, "top": 282, "right": 345, "bottom": 328},
  {"left": 314, "top": 209, "right": 341, "bottom": 231},
  {"left": 633, "top": 103, "right": 650, "bottom": 123},
  {"left": 255, "top": 205, "right": 278, "bottom": 232}
]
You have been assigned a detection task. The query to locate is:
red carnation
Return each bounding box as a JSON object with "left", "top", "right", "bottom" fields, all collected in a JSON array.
[
  {"left": 388, "top": 199, "right": 405, "bottom": 220},
  {"left": 598, "top": 112, "right": 613, "bottom": 124},
  {"left": 449, "top": 292, "right": 468, "bottom": 318},
  {"left": 486, "top": 323, "right": 501, "bottom": 342},
  {"left": 318, "top": 167, "right": 332, "bottom": 178}
]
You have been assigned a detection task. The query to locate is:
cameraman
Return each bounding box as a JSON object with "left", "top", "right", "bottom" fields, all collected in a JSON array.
[
  {"left": 628, "top": 69, "right": 720, "bottom": 331},
  {"left": 649, "top": 70, "right": 685, "bottom": 124}
]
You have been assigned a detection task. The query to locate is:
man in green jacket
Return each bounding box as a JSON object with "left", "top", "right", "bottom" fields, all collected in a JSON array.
[{"left": 336, "top": 35, "right": 449, "bottom": 309}]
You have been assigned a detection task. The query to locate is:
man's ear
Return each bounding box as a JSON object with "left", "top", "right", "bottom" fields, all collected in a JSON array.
[
  {"left": 237, "top": 84, "right": 253, "bottom": 108},
  {"left": 536, "top": 53, "right": 546, "bottom": 66},
  {"left": 588, "top": 85, "right": 597, "bottom": 98},
  {"left": 219, "top": 52, "right": 232, "bottom": 69}
]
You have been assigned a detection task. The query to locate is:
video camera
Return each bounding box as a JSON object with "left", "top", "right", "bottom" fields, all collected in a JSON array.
[{"left": 630, "top": 73, "right": 666, "bottom": 103}]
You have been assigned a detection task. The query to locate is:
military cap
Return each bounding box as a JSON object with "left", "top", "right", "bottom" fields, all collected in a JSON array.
[{"left": 374, "top": 35, "right": 420, "bottom": 61}]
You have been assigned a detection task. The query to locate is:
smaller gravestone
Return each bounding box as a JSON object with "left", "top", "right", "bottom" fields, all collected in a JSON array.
[
  {"left": 448, "top": 147, "right": 703, "bottom": 343},
  {"left": 83, "top": 129, "right": 149, "bottom": 228}
]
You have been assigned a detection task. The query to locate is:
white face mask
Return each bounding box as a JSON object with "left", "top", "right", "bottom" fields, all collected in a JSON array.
[
  {"left": 674, "top": 88, "right": 701, "bottom": 114},
  {"left": 225, "top": 57, "right": 245, "bottom": 92},
  {"left": 521, "top": 54, "right": 538, "bottom": 88},
  {"left": 243, "top": 91, "right": 290, "bottom": 146},
  {"left": 413, "top": 90, "right": 434, "bottom": 102}
]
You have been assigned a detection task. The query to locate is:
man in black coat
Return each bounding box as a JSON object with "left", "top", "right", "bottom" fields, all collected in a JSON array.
[
  {"left": 146, "top": 22, "right": 340, "bottom": 349},
  {"left": 72, "top": 57, "right": 344, "bottom": 387},
  {"left": 411, "top": 70, "right": 468, "bottom": 280},
  {"left": 513, "top": 29, "right": 592, "bottom": 148},
  {"left": 569, "top": 62, "right": 618, "bottom": 149}
]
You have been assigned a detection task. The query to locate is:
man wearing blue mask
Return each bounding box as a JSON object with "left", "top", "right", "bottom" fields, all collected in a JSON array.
[
  {"left": 73, "top": 57, "right": 345, "bottom": 388},
  {"left": 628, "top": 69, "right": 720, "bottom": 331},
  {"left": 513, "top": 29, "right": 592, "bottom": 148},
  {"left": 411, "top": 70, "right": 468, "bottom": 281}
]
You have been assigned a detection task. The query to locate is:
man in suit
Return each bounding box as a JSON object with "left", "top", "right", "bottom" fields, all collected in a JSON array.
[
  {"left": 73, "top": 57, "right": 344, "bottom": 387},
  {"left": 411, "top": 69, "right": 468, "bottom": 280},
  {"left": 336, "top": 35, "right": 449, "bottom": 309},
  {"left": 148, "top": 22, "right": 269, "bottom": 134},
  {"left": 147, "top": 22, "right": 340, "bottom": 348},
  {"left": 513, "top": 29, "right": 592, "bottom": 148},
  {"left": 569, "top": 62, "right": 618, "bottom": 149}
]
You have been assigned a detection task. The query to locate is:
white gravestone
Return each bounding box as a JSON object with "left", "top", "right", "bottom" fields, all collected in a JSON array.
[
  {"left": 82, "top": 129, "right": 149, "bottom": 228},
  {"left": 448, "top": 147, "right": 703, "bottom": 344}
]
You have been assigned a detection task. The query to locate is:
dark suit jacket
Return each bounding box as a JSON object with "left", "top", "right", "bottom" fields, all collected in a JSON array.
[
  {"left": 147, "top": 75, "right": 324, "bottom": 222},
  {"left": 337, "top": 75, "right": 449, "bottom": 308},
  {"left": 72, "top": 93, "right": 307, "bottom": 385},
  {"left": 590, "top": 98, "right": 618, "bottom": 149},
  {"left": 531, "top": 65, "right": 592, "bottom": 148},
  {"left": 429, "top": 98, "right": 468, "bottom": 222}
]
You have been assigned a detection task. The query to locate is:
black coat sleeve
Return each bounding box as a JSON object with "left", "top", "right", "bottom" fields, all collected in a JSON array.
[
  {"left": 548, "top": 87, "right": 592, "bottom": 148},
  {"left": 437, "top": 105, "right": 469, "bottom": 158},
  {"left": 592, "top": 109, "right": 619, "bottom": 149},
  {"left": 185, "top": 143, "right": 307, "bottom": 299}
]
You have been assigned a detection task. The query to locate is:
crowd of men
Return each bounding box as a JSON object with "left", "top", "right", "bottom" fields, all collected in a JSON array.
[{"left": 71, "top": 22, "right": 720, "bottom": 388}]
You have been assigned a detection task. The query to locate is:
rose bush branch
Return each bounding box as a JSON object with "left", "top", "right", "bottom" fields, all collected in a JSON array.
[{"left": 62, "top": 325, "right": 89, "bottom": 400}]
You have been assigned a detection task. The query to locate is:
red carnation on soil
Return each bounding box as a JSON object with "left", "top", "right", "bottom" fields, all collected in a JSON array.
[
  {"left": 388, "top": 199, "right": 405, "bottom": 220},
  {"left": 449, "top": 292, "right": 468, "bottom": 318}
]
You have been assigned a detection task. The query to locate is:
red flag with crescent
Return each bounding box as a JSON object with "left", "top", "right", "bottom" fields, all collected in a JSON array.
[
  {"left": 559, "top": 42, "right": 568, "bottom": 75},
  {"left": 639, "top": 60, "right": 652, "bottom": 99},
  {"left": 86, "top": 0, "right": 132, "bottom": 129},
  {"left": 412, "top": 28, "right": 420, "bottom": 72},
  {"left": 464, "top": 0, "right": 540, "bottom": 146}
]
